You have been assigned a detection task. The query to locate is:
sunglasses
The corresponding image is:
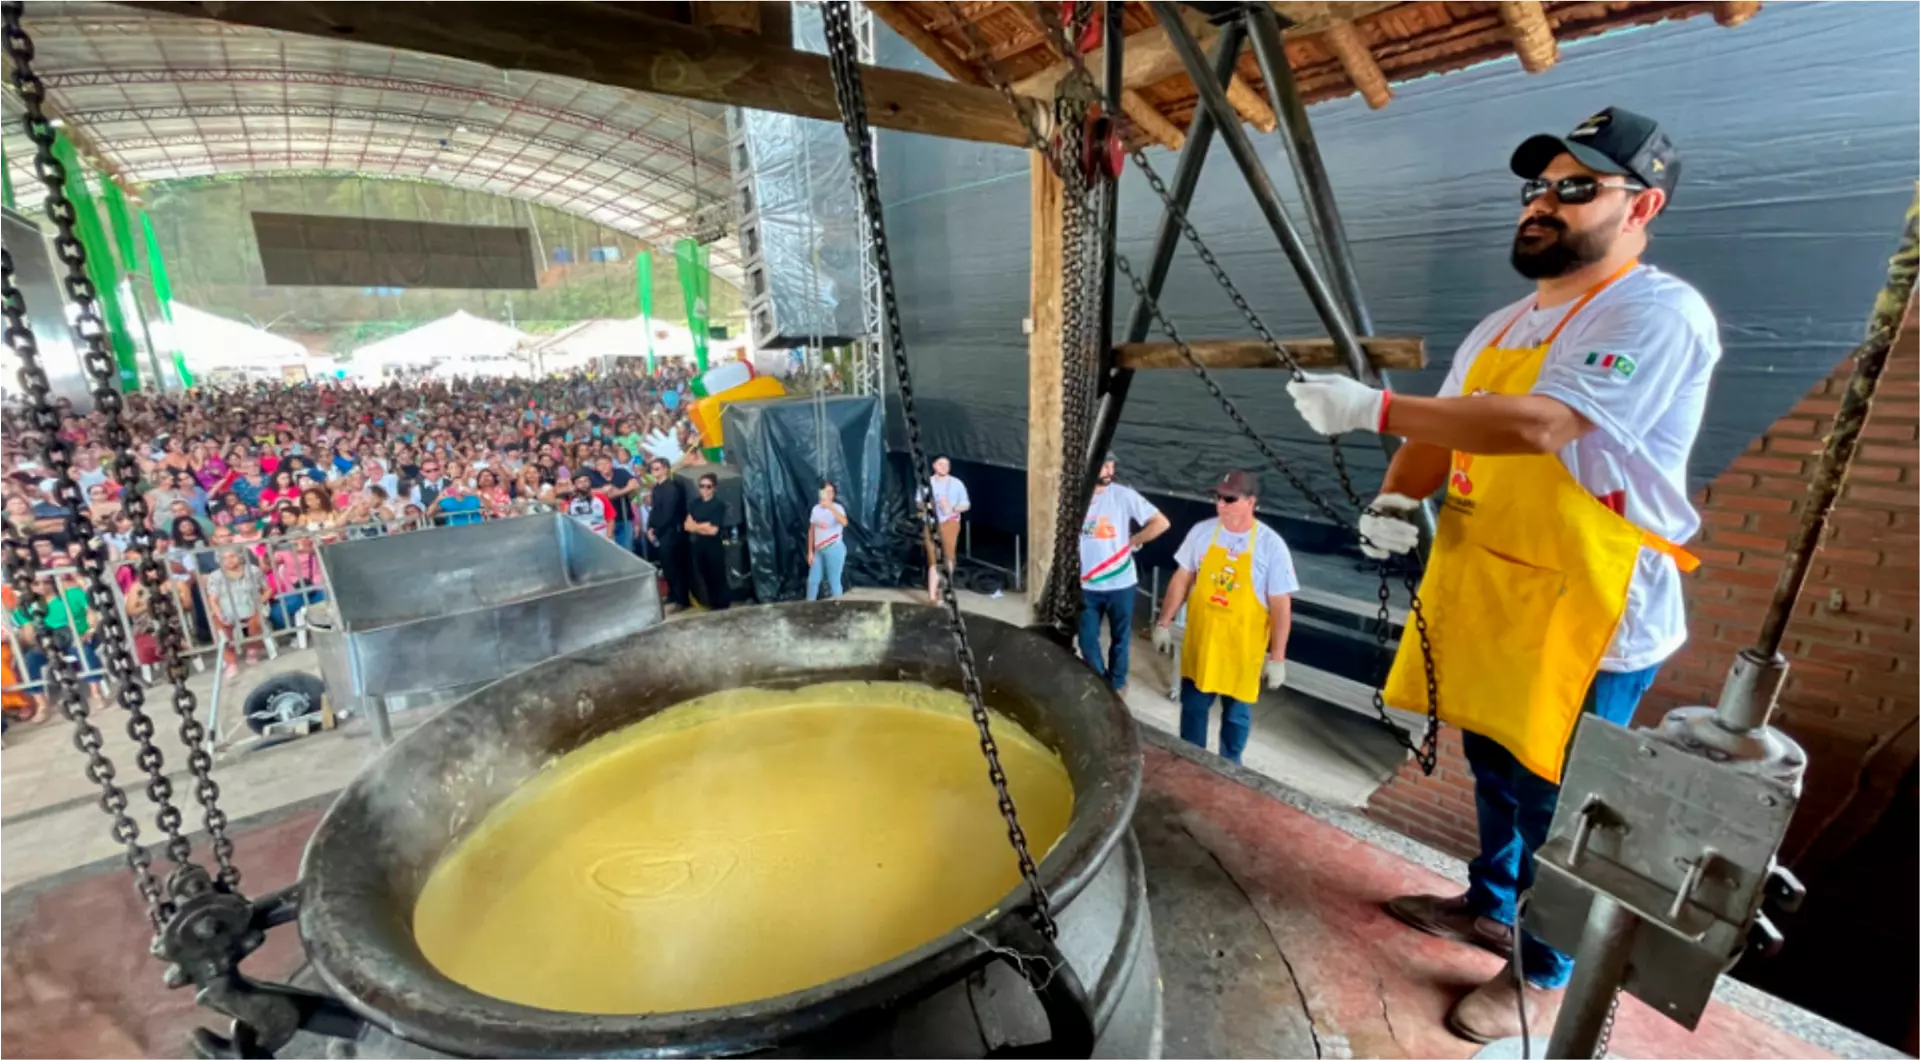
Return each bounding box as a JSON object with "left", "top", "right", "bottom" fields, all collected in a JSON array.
[
  {"left": 1213, "top": 494, "right": 1242, "bottom": 505},
  {"left": 1521, "top": 176, "right": 1646, "bottom": 206}
]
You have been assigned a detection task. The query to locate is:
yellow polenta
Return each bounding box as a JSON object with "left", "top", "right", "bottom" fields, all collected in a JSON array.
[{"left": 412, "top": 681, "right": 1074, "bottom": 1014}]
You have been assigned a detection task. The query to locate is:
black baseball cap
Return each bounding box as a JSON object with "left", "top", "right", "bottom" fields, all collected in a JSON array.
[
  {"left": 1510, "top": 107, "right": 1680, "bottom": 198},
  {"left": 1208, "top": 469, "right": 1259, "bottom": 498}
]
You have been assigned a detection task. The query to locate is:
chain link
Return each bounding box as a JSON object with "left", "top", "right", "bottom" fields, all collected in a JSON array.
[
  {"left": 5, "top": 0, "right": 241, "bottom": 880},
  {"left": 821, "top": 1, "right": 1056, "bottom": 937},
  {"left": 963, "top": 3, "right": 1440, "bottom": 772},
  {"left": 3, "top": 250, "right": 170, "bottom": 931}
]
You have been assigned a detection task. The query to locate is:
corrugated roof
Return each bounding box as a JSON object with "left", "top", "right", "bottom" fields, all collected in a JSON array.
[{"left": 1, "top": 2, "right": 743, "bottom": 281}]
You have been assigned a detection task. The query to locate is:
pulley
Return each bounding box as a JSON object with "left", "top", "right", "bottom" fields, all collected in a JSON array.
[{"left": 1082, "top": 107, "right": 1125, "bottom": 183}]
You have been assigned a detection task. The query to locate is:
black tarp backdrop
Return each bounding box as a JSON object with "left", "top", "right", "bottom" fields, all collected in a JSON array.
[
  {"left": 724, "top": 395, "right": 893, "bottom": 601},
  {"left": 867, "top": 1, "right": 1920, "bottom": 525}
]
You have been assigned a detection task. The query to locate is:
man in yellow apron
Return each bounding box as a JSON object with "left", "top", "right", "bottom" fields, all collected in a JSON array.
[
  {"left": 1285, "top": 107, "right": 1719, "bottom": 1041},
  {"left": 1149, "top": 470, "right": 1296, "bottom": 765}
]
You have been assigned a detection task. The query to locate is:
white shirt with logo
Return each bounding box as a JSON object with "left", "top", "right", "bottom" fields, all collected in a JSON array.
[
  {"left": 922, "top": 476, "right": 970, "bottom": 524},
  {"left": 810, "top": 502, "right": 846, "bottom": 550},
  {"left": 1441, "top": 264, "right": 1721, "bottom": 672},
  {"left": 1079, "top": 484, "right": 1160, "bottom": 591},
  {"left": 1173, "top": 517, "right": 1300, "bottom": 609}
]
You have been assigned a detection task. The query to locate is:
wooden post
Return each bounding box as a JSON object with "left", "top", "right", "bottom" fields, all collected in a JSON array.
[{"left": 1027, "top": 153, "right": 1066, "bottom": 619}]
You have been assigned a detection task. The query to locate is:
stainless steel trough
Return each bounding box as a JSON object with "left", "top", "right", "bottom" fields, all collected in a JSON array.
[{"left": 307, "top": 514, "right": 662, "bottom": 743}]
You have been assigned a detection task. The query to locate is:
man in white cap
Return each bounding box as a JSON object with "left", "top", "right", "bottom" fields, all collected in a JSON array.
[
  {"left": 1285, "top": 106, "right": 1716, "bottom": 1041},
  {"left": 1150, "top": 469, "right": 1295, "bottom": 765}
]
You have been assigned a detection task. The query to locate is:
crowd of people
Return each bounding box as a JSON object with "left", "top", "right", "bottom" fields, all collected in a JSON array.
[{"left": 2, "top": 361, "right": 713, "bottom": 717}]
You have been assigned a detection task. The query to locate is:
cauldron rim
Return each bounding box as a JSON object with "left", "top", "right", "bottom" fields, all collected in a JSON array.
[{"left": 297, "top": 599, "right": 1143, "bottom": 1057}]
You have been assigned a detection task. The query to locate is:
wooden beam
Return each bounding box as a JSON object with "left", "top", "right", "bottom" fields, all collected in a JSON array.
[
  {"left": 864, "top": 0, "right": 985, "bottom": 85},
  {"left": 1012, "top": 7, "right": 1218, "bottom": 99},
  {"left": 1121, "top": 89, "right": 1184, "bottom": 150},
  {"left": 1712, "top": 1, "right": 1763, "bottom": 27},
  {"left": 1225, "top": 71, "right": 1277, "bottom": 133},
  {"left": 690, "top": 2, "right": 762, "bottom": 34},
  {"left": 1115, "top": 336, "right": 1427, "bottom": 372},
  {"left": 1497, "top": 1, "right": 1559, "bottom": 73},
  {"left": 1270, "top": 2, "right": 1401, "bottom": 36},
  {"left": 1026, "top": 152, "right": 1066, "bottom": 618},
  {"left": 1321, "top": 18, "right": 1390, "bottom": 109},
  {"left": 1012, "top": 3, "right": 1398, "bottom": 99},
  {"left": 142, "top": 2, "right": 1038, "bottom": 148}
]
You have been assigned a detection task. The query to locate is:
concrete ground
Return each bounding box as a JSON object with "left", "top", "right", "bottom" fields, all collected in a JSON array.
[{"left": 0, "top": 589, "right": 1893, "bottom": 1058}]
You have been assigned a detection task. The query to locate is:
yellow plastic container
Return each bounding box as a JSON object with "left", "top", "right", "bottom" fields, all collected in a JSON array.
[{"left": 689, "top": 374, "right": 786, "bottom": 450}]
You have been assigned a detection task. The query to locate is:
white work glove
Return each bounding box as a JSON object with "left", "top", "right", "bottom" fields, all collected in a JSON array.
[
  {"left": 1286, "top": 374, "right": 1387, "bottom": 436},
  {"left": 1152, "top": 625, "right": 1175, "bottom": 655},
  {"left": 1264, "top": 659, "right": 1288, "bottom": 690},
  {"left": 1358, "top": 493, "right": 1422, "bottom": 560}
]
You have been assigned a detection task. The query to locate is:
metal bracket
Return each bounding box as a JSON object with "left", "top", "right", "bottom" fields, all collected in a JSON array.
[{"left": 156, "top": 867, "right": 365, "bottom": 1056}]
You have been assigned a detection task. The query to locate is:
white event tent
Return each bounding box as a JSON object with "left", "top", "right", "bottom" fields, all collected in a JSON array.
[
  {"left": 165, "top": 303, "right": 317, "bottom": 381},
  {"left": 351, "top": 310, "right": 528, "bottom": 377}
]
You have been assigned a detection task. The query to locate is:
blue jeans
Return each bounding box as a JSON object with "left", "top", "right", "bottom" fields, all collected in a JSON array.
[
  {"left": 270, "top": 588, "right": 327, "bottom": 631},
  {"left": 1465, "top": 664, "right": 1661, "bottom": 988},
  {"left": 807, "top": 540, "right": 847, "bottom": 600},
  {"left": 1179, "top": 678, "right": 1253, "bottom": 765},
  {"left": 614, "top": 521, "right": 635, "bottom": 552},
  {"left": 1077, "top": 586, "right": 1134, "bottom": 690}
]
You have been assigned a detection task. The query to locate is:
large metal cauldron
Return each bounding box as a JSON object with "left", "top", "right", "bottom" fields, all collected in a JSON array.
[{"left": 298, "top": 601, "right": 1160, "bottom": 1057}]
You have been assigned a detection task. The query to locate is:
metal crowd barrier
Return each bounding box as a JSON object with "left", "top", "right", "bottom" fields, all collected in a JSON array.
[{"left": 3, "top": 501, "right": 554, "bottom": 704}]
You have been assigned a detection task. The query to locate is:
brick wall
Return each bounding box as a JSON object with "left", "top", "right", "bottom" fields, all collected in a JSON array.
[{"left": 1366, "top": 296, "right": 1920, "bottom": 870}]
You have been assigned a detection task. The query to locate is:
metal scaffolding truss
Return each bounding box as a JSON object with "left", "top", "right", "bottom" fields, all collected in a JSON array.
[{"left": 1, "top": 1, "right": 744, "bottom": 280}]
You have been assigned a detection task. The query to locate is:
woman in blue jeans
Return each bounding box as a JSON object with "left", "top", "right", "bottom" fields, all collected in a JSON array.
[{"left": 805, "top": 482, "right": 848, "bottom": 601}]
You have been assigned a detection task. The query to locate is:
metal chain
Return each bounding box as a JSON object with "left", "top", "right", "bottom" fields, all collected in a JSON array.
[
  {"left": 1595, "top": 990, "right": 1620, "bottom": 1058},
  {"left": 965, "top": 2, "right": 1441, "bottom": 773},
  {"left": 1038, "top": 12, "right": 1101, "bottom": 633},
  {"left": 3, "top": 250, "right": 171, "bottom": 931},
  {"left": 5, "top": 0, "right": 242, "bottom": 880},
  {"left": 820, "top": 1, "right": 1055, "bottom": 937}
]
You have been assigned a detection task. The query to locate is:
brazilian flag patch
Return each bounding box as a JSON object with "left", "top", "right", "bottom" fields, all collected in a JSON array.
[{"left": 1583, "top": 351, "right": 1636, "bottom": 378}]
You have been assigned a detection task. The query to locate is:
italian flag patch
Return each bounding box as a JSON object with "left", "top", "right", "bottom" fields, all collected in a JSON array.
[{"left": 1584, "top": 352, "right": 1636, "bottom": 378}]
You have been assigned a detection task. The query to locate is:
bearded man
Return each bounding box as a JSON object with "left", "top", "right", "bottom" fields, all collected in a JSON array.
[{"left": 1285, "top": 107, "right": 1720, "bottom": 1040}]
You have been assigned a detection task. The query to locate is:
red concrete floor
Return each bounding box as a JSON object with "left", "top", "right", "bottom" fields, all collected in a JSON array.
[{"left": 0, "top": 751, "right": 1836, "bottom": 1058}]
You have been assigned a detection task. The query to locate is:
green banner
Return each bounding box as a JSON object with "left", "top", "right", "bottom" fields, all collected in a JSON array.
[
  {"left": 51, "top": 135, "right": 141, "bottom": 390},
  {"left": 637, "top": 250, "right": 655, "bottom": 376},
  {"left": 1, "top": 146, "right": 13, "bottom": 212},
  {"left": 141, "top": 211, "right": 194, "bottom": 389},
  {"left": 675, "top": 237, "right": 711, "bottom": 372}
]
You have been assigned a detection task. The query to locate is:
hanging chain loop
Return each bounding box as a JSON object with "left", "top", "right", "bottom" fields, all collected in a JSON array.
[
  {"left": 5, "top": 0, "right": 242, "bottom": 880},
  {"left": 821, "top": 1, "right": 1056, "bottom": 937}
]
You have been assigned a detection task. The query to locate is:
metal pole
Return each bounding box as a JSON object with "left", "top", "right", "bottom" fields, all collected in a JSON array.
[
  {"left": 1242, "top": 3, "right": 1433, "bottom": 544},
  {"left": 1546, "top": 894, "right": 1640, "bottom": 1059},
  {"left": 1077, "top": 22, "right": 1246, "bottom": 489},
  {"left": 1243, "top": 4, "right": 1373, "bottom": 340},
  {"left": 1092, "top": 0, "right": 1125, "bottom": 370},
  {"left": 1148, "top": 1, "right": 1370, "bottom": 384}
]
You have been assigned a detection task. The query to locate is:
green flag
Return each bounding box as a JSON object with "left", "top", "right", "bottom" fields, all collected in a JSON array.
[
  {"left": 2, "top": 146, "right": 13, "bottom": 212},
  {"left": 141, "top": 211, "right": 194, "bottom": 389},
  {"left": 637, "top": 250, "right": 655, "bottom": 376},
  {"left": 50, "top": 135, "right": 141, "bottom": 390},
  {"left": 675, "top": 238, "right": 711, "bottom": 372}
]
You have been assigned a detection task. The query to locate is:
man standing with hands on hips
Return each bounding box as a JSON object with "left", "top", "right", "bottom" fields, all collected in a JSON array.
[
  {"left": 1285, "top": 107, "right": 1717, "bottom": 1041},
  {"left": 1077, "top": 452, "right": 1170, "bottom": 694},
  {"left": 1151, "top": 469, "right": 1296, "bottom": 766}
]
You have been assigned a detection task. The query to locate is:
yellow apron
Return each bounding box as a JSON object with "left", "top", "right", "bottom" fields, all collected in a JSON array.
[
  {"left": 1181, "top": 523, "right": 1271, "bottom": 705},
  {"left": 1384, "top": 261, "right": 1699, "bottom": 783}
]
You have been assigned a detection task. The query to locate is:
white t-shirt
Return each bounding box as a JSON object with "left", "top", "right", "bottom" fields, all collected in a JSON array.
[
  {"left": 1441, "top": 264, "right": 1720, "bottom": 672},
  {"left": 1173, "top": 517, "right": 1300, "bottom": 607},
  {"left": 810, "top": 502, "right": 846, "bottom": 550},
  {"left": 923, "top": 476, "right": 970, "bottom": 524},
  {"left": 1079, "top": 484, "right": 1160, "bottom": 590}
]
